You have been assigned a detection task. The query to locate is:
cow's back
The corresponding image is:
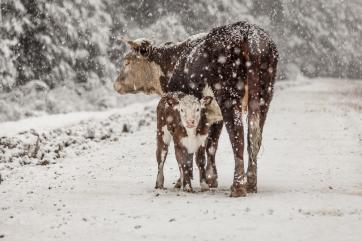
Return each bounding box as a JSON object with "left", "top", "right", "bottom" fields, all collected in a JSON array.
[{"left": 166, "top": 21, "right": 278, "bottom": 101}]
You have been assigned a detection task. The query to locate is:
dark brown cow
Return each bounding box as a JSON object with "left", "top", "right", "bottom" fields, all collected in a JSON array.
[
  {"left": 156, "top": 92, "right": 213, "bottom": 192},
  {"left": 114, "top": 21, "right": 278, "bottom": 197}
]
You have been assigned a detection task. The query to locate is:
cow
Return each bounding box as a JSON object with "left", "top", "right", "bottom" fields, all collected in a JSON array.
[
  {"left": 114, "top": 21, "right": 278, "bottom": 197},
  {"left": 156, "top": 92, "right": 213, "bottom": 192}
]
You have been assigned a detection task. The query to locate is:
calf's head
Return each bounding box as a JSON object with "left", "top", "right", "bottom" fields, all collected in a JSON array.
[
  {"left": 166, "top": 95, "right": 213, "bottom": 129},
  {"left": 114, "top": 38, "right": 164, "bottom": 95}
]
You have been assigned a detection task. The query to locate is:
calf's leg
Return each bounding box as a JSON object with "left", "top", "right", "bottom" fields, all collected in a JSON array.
[
  {"left": 205, "top": 121, "right": 223, "bottom": 188},
  {"left": 173, "top": 153, "right": 193, "bottom": 189},
  {"left": 155, "top": 130, "right": 170, "bottom": 189},
  {"left": 175, "top": 146, "right": 193, "bottom": 192},
  {"left": 195, "top": 146, "right": 209, "bottom": 191}
]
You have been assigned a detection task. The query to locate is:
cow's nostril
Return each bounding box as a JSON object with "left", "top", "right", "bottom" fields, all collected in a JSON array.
[{"left": 187, "top": 120, "right": 195, "bottom": 125}]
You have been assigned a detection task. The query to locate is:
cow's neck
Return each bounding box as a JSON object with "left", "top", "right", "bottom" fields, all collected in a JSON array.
[{"left": 148, "top": 43, "right": 188, "bottom": 93}]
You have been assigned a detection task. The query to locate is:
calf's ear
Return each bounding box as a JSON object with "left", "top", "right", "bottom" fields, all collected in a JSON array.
[
  {"left": 201, "top": 96, "right": 213, "bottom": 107},
  {"left": 165, "top": 96, "right": 179, "bottom": 107}
]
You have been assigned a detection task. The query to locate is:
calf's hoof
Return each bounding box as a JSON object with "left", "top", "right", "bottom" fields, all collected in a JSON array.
[
  {"left": 230, "top": 184, "right": 247, "bottom": 197},
  {"left": 246, "top": 184, "right": 257, "bottom": 193},
  {"left": 205, "top": 168, "right": 218, "bottom": 188},
  {"left": 155, "top": 185, "right": 165, "bottom": 190},
  {"left": 246, "top": 176, "right": 257, "bottom": 193},
  {"left": 200, "top": 181, "right": 210, "bottom": 192},
  {"left": 207, "top": 178, "right": 218, "bottom": 188},
  {"left": 155, "top": 181, "right": 165, "bottom": 189},
  {"left": 205, "top": 174, "right": 218, "bottom": 188}
]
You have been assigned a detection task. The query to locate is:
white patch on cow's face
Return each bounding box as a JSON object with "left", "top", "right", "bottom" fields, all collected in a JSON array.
[
  {"left": 202, "top": 85, "right": 223, "bottom": 124},
  {"left": 177, "top": 95, "right": 202, "bottom": 129},
  {"left": 175, "top": 95, "right": 208, "bottom": 154},
  {"left": 114, "top": 53, "right": 164, "bottom": 95}
]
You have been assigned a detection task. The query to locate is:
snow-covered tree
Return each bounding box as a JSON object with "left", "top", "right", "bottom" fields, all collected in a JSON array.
[{"left": 0, "top": 0, "right": 361, "bottom": 121}]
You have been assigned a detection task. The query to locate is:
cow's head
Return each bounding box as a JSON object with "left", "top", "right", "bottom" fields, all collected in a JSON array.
[{"left": 114, "top": 38, "right": 164, "bottom": 95}]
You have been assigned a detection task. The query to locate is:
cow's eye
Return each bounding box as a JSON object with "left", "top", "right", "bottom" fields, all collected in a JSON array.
[
  {"left": 180, "top": 108, "right": 184, "bottom": 112},
  {"left": 196, "top": 108, "right": 200, "bottom": 112}
]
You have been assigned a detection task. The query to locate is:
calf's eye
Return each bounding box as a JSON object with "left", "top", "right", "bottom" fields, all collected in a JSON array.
[{"left": 196, "top": 108, "right": 200, "bottom": 112}]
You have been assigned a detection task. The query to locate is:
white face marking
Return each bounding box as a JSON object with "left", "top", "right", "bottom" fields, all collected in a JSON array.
[
  {"left": 115, "top": 53, "right": 164, "bottom": 95},
  {"left": 177, "top": 95, "right": 202, "bottom": 129},
  {"left": 168, "top": 95, "right": 208, "bottom": 154}
]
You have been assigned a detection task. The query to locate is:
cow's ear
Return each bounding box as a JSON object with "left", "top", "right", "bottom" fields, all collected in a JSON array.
[
  {"left": 127, "top": 38, "right": 153, "bottom": 56},
  {"left": 165, "top": 96, "right": 179, "bottom": 107},
  {"left": 201, "top": 96, "right": 213, "bottom": 108}
]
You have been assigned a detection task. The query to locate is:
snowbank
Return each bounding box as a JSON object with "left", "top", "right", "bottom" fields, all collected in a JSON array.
[{"left": 0, "top": 101, "right": 157, "bottom": 175}]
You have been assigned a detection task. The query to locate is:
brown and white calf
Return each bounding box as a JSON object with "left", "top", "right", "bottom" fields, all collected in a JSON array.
[
  {"left": 156, "top": 92, "right": 213, "bottom": 192},
  {"left": 114, "top": 21, "right": 279, "bottom": 197}
]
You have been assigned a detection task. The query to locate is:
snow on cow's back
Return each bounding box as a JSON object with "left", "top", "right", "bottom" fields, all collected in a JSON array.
[
  {"left": 186, "top": 32, "right": 208, "bottom": 42},
  {"left": 202, "top": 21, "right": 274, "bottom": 52},
  {"left": 160, "top": 32, "right": 208, "bottom": 50},
  {"left": 132, "top": 38, "right": 152, "bottom": 45}
]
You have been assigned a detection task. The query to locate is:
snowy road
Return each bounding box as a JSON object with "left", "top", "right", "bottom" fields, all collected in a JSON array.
[{"left": 0, "top": 78, "right": 361, "bottom": 241}]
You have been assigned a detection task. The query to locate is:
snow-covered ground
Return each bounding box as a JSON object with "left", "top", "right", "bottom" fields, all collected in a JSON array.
[{"left": 0, "top": 78, "right": 361, "bottom": 241}]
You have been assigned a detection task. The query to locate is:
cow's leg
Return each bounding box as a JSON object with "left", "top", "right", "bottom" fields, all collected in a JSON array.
[
  {"left": 155, "top": 128, "right": 171, "bottom": 189},
  {"left": 175, "top": 147, "right": 193, "bottom": 192},
  {"left": 195, "top": 146, "right": 209, "bottom": 191},
  {"left": 246, "top": 100, "right": 271, "bottom": 193},
  {"left": 246, "top": 99, "right": 263, "bottom": 193},
  {"left": 246, "top": 51, "right": 277, "bottom": 193},
  {"left": 205, "top": 121, "right": 223, "bottom": 188},
  {"left": 221, "top": 101, "right": 247, "bottom": 197}
]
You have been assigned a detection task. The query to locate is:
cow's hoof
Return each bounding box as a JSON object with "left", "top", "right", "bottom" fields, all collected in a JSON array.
[
  {"left": 173, "top": 179, "right": 182, "bottom": 189},
  {"left": 230, "top": 185, "right": 247, "bottom": 197},
  {"left": 200, "top": 181, "right": 210, "bottom": 192}
]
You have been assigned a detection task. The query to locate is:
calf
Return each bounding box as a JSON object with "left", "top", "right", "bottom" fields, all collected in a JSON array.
[{"left": 156, "top": 92, "right": 213, "bottom": 192}]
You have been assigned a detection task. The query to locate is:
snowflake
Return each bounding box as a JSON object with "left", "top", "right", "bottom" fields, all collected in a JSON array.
[{"left": 217, "top": 55, "right": 227, "bottom": 64}]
